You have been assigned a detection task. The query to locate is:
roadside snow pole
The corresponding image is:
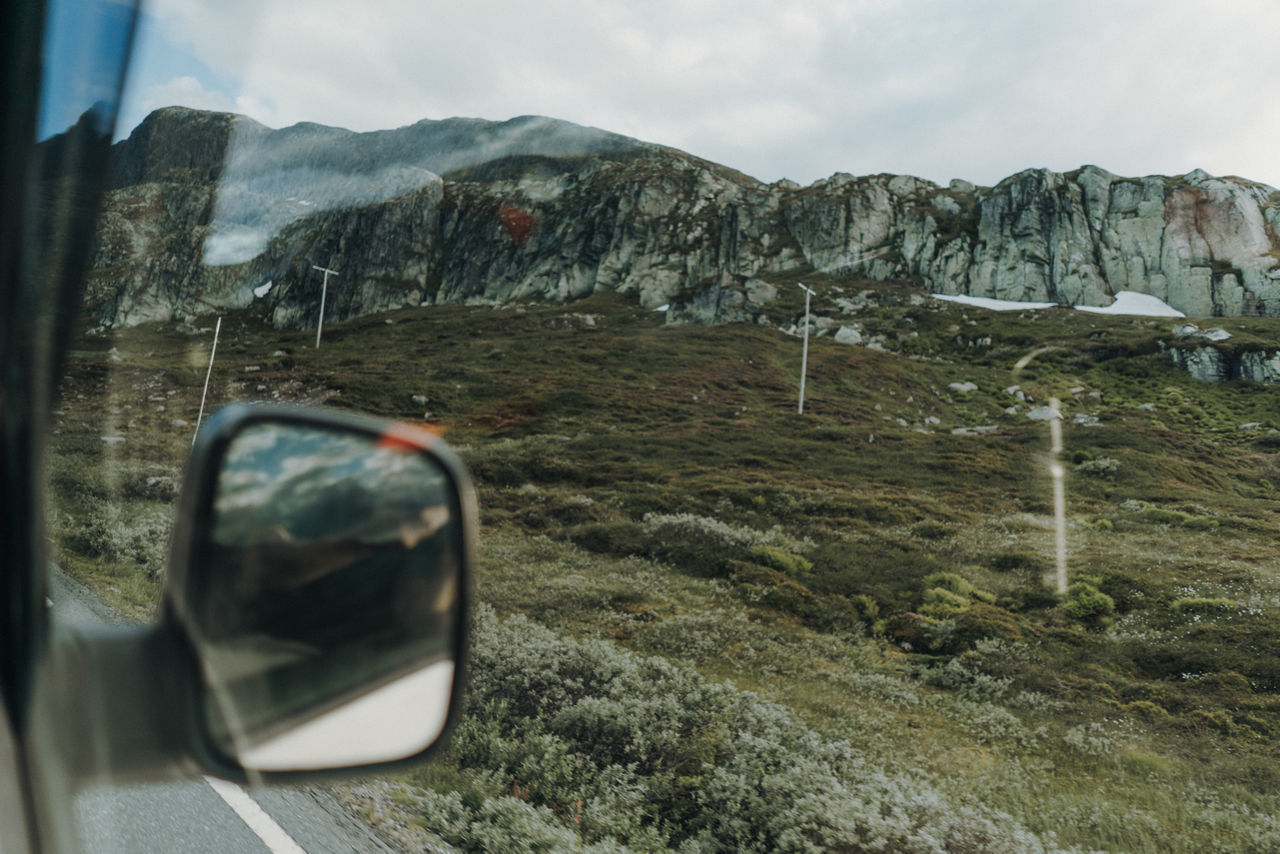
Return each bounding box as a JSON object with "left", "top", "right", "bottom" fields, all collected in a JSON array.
[
  {"left": 798, "top": 283, "right": 815, "bottom": 415},
  {"left": 313, "top": 265, "right": 339, "bottom": 348},
  {"left": 193, "top": 316, "right": 221, "bottom": 446},
  {"left": 1012, "top": 348, "right": 1069, "bottom": 593},
  {"left": 1048, "top": 397, "right": 1068, "bottom": 594}
]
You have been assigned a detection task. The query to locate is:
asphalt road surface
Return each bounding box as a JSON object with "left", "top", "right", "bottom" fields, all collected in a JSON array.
[{"left": 49, "top": 568, "right": 400, "bottom": 854}]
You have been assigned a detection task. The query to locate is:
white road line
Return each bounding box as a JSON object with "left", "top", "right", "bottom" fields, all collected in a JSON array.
[{"left": 203, "top": 777, "right": 308, "bottom": 854}]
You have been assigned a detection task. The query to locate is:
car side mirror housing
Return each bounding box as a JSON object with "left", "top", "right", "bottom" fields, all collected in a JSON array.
[{"left": 164, "top": 403, "right": 474, "bottom": 780}]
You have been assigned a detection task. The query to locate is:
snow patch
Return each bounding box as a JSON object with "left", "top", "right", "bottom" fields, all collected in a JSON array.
[
  {"left": 253, "top": 280, "right": 274, "bottom": 299},
  {"left": 1075, "top": 291, "right": 1185, "bottom": 317},
  {"left": 933, "top": 294, "right": 1056, "bottom": 311},
  {"left": 935, "top": 290, "right": 1185, "bottom": 318}
]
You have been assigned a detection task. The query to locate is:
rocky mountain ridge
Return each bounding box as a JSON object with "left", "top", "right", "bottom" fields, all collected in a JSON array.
[{"left": 85, "top": 108, "right": 1280, "bottom": 332}]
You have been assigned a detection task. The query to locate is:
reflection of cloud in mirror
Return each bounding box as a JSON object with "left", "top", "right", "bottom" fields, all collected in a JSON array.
[
  {"left": 218, "top": 468, "right": 272, "bottom": 495},
  {"left": 214, "top": 423, "right": 449, "bottom": 547},
  {"left": 362, "top": 450, "right": 417, "bottom": 476},
  {"left": 223, "top": 423, "right": 282, "bottom": 459},
  {"left": 281, "top": 451, "right": 338, "bottom": 478}
]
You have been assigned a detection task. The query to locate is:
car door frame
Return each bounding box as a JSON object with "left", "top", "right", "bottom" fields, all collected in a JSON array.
[{"left": 0, "top": 0, "right": 140, "bottom": 850}]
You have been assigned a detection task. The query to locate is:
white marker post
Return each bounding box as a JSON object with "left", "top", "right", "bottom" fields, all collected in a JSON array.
[
  {"left": 193, "top": 316, "right": 221, "bottom": 446},
  {"left": 1048, "top": 397, "right": 1068, "bottom": 594},
  {"left": 312, "top": 265, "right": 339, "bottom": 348},
  {"left": 797, "top": 283, "right": 815, "bottom": 415}
]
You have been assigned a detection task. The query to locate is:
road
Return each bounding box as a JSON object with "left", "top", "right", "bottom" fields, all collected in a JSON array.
[{"left": 49, "top": 567, "right": 400, "bottom": 854}]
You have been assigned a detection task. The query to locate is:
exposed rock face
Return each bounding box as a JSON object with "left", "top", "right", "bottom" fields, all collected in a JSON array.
[
  {"left": 86, "top": 180, "right": 248, "bottom": 327},
  {"left": 781, "top": 166, "right": 1280, "bottom": 315},
  {"left": 109, "top": 107, "right": 239, "bottom": 188},
  {"left": 1170, "top": 346, "right": 1280, "bottom": 383},
  {"left": 85, "top": 108, "right": 1280, "bottom": 330}
]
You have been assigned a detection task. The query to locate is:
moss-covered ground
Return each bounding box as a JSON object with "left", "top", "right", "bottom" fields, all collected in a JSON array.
[{"left": 50, "top": 277, "right": 1280, "bottom": 851}]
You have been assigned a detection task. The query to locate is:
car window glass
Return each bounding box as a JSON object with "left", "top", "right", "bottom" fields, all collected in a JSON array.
[{"left": 47, "top": 2, "right": 1280, "bottom": 852}]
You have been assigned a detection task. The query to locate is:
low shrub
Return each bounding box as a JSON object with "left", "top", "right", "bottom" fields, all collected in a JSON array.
[
  {"left": 990, "top": 551, "right": 1043, "bottom": 573},
  {"left": 1180, "top": 708, "right": 1237, "bottom": 735},
  {"left": 1000, "top": 585, "right": 1061, "bottom": 612},
  {"left": 568, "top": 520, "right": 647, "bottom": 557},
  {"left": 920, "top": 655, "right": 1012, "bottom": 701},
  {"left": 465, "top": 441, "right": 580, "bottom": 488},
  {"left": 1124, "top": 700, "right": 1170, "bottom": 720},
  {"left": 1125, "top": 622, "right": 1280, "bottom": 691},
  {"left": 918, "top": 573, "right": 997, "bottom": 622},
  {"left": 1062, "top": 722, "right": 1118, "bottom": 758},
  {"left": 949, "top": 602, "right": 1030, "bottom": 649},
  {"left": 1194, "top": 671, "right": 1253, "bottom": 697},
  {"left": 60, "top": 501, "right": 172, "bottom": 580},
  {"left": 440, "top": 605, "right": 1069, "bottom": 852},
  {"left": 910, "top": 521, "right": 954, "bottom": 540},
  {"left": 1239, "top": 712, "right": 1277, "bottom": 736},
  {"left": 923, "top": 571, "right": 975, "bottom": 598},
  {"left": 849, "top": 593, "right": 880, "bottom": 623},
  {"left": 748, "top": 544, "right": 812, "bottom": 576},
  {"left": 1094, "top": 572, "right": 1156, "bottom": 613},
  {"left": 1075, "top": 457, "right": 1120, "bottom": 475},
  {"left": 883, "top": 612, "right": 955, "bottom": 654},
  {"left": 728, "top": 560, "right": 814, "bottom": 613},
  {"left": 1171, "top": 597, "right": 1238, "bottom": 617},
  {"left": 547, "top": 494, "right": 607, "bottom": 526},
  {"left": 638, "top": 512, "right": 807, "bottom": 577},
  {"left": 920, "top": 586, "right": 970, "bottom": 619},
  {"left": 802, "top": 594, "right": 866, "bottom": 635},
  {"left": 728, "top": 561, "right": 867, "bottom": 634},
  {"left": 122, "top": 469, "right": 181, "bottom": 502},
  {"left": 1135, "top": 506, "right": 1218, "bottom": 529},
  {"left": 1061, "top": 581, "right": 1116, "bottom": 623}
]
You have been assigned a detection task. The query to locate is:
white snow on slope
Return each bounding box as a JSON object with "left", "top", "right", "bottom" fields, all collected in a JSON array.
[
  {"left": 933, "top": 290, "right": 1184, "bottom": 318},
  {"left": 933, "top": 294, "right": 1055, "bottom": 311},
  {"left": 1074, "top": 291, "right": 1185, "bottom": 317}
]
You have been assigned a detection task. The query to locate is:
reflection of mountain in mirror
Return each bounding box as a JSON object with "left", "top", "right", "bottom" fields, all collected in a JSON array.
[{"left": 202, "top": 114, "right": 652, "bottom": 265}]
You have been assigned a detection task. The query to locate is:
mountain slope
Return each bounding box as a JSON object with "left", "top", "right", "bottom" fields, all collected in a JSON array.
[
  {"left": 85, "top": 108, "right": 1280, "bottom": 330},
  {"left": 50, "top": 286, "right": 1280, "bottom": 853}
]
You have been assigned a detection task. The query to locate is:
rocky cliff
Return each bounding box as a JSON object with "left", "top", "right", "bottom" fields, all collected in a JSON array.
[
  {"left": 782, "top": 166, "right": 1280, "bottom": 316},
  {"left": 84, "top": 108, "right": 1280, "bottom": 330}
]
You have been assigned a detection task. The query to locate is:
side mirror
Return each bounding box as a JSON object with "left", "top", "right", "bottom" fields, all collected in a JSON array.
[{"left": 165, "top": 403, "right": 474, "bottom": 778}]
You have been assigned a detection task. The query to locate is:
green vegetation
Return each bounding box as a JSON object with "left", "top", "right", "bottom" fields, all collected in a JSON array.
[
  {"left": 1060, "top": 581, "right": 1116, "bottom": 624},
  {"left": 50, "top": 277, "right": 1280, "bottom": 852}
]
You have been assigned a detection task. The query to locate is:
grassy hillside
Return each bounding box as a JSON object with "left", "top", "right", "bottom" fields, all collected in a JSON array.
[{"left": 50, "top": 277, "right": 1280, "bottom": 852}]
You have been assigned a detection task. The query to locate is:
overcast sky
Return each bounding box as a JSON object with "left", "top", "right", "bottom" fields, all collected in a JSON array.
[{"left": 114, "top": 0, "right": 1280, "bottom": 189}]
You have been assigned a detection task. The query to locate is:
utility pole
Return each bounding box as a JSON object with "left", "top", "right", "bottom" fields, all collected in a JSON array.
[
  {"left": 797, "top": 283, "right": 815, "bottom": 415},
  {"left": 312, "top": 265, "right": 339, "bottom": 348}
]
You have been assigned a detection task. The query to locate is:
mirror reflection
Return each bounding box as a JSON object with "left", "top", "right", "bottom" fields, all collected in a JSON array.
[{"left": 197, "top": 420, "right": 460, "bottom": 771}]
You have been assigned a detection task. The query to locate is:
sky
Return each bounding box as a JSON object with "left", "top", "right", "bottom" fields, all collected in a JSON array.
[{"left": 106, "top": 0, "right": 1280, "bottom": 189}]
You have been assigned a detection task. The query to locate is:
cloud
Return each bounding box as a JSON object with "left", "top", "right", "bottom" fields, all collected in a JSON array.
[
  {"left": 138, "top": 75, "right": 235, "bottom": 113},
  {"left": 121, "top": 0, "right": 1280, "bottom": 188}
]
